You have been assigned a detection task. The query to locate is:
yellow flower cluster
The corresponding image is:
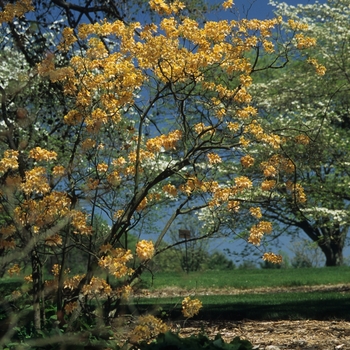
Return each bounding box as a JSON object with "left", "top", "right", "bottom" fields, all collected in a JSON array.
[
  {"left": 7, "top": 264, "right": 21, "bottom": 277},
  {"left": 146, "top": 130, "right": 182, "bottom": 153},
  {"left": 52, "top": 165, "right": 65, "bottom": 176},
  {"left": 287, "top": 19, "right": 308, "bottom": 31},
  {"left": 21, "top": 167, "right": 51, "bottom": 195},
  {"left": 162, "top": 183, "right": 178, "bottom": 196},
  {"left": 222, "top": 0, "right": 234, "bottom": 10},
  {"left": 64, "top": 301, "right": 78, "bottom": 315},
  {"left": 57, "top": 27, "right": 77, "bottom": 51},
  {"left": 82, "top": 276, "right": 112, "bottom": 296},
  {"left": 250, "top": 207, "right": 262, "bottom": 219},
  {"left": 182, "top": 296, "right": 202, "bottom": 318},
  {"left": 245, "top": 120, "right": 282, "bottom": 148},
  {"left": 0, "top": 239, "right": 16, "bottom": 250},
  {"left": 236, "top": 106, "right": 257, "bottom": 119},
  {"left": 234, "top": 176, "right": 253, "bottom": 190},
  {"left": 98, "top": 245, "right": 134, "bottom": 278},
  {"left": 29, "top": 147, "right": 57, "bottom": 162},
  {"left": 263, "top": 252, "right": 283, "bottom": 264},
  {"left": 0, "top": 0, "right": 33, "bottom": 23},
  {"left": 294, "top": 134, "right": 310, "bottom": 145},
  {"left": 295, "top": 33, "right": 316, "bottom": 49},
  {"left": 248, "top": 221, "right": 272, "bottom": 245},
  {"left": 97, "top": 162, "right": 108, "bottom": 173},
  {"left": 136, "top": 240, "right": 155, "bottom": 261},
  {"left": 70, "top": 210, "right": 93, "bottom": 235},
  {"left": 130, "top": 315, "right": 168, "bottom": 343},
  {"left": 286, "top": 180, "right": 307, "bottom": 203},
  {"left": 179, "top": 176, "right": 205, "bottom": 196},
  {"left": 14, "top": 192, "right": 71, "bottom": 235},
  {"left": 240, "top": 155, "right": 254, "bottom": 168},
  {"left": 261, "top": 179, "right": 276, "bottom": 191},
  {"left": 0, "top": 150, "right": 19, "bottom": 174},
  {"left": 45, "top": 233, "right": 62, "bottom": 246},
  {"left": 149, "top": 0, "right": 185, "bottom": 15},
  {"left": 307, "top": 58, "right": 326, "bottom": 76},
  {"left": 207, "top": 153, "right": 222, "bottom": 164},
  {"left": 193, "top": 123, "right": 215, "bottom": 136}
]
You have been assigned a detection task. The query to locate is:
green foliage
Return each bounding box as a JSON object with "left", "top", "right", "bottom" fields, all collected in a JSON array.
[{"left": 134, "top": 331, "right": 252, "bottom": 350}]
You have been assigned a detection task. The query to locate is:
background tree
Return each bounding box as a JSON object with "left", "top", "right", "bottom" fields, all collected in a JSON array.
[{"left": 243, "top": 0, "right": 350, "bottom": 266}]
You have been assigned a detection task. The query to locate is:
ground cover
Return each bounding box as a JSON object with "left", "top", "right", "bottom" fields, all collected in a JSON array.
[
  {"left": 123, "top": 268, "right": 350, "bottom": 349},
  {"left": 140, "top": 267, "right": 350, "bottom": 290}
]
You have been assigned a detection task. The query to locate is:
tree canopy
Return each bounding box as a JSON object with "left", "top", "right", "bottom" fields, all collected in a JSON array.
[
  {"left": 244, "top": 0, "right": 350, "bottom": 266},
  {"left": 0, "top": 0, "right": 326, "bottom": 346}
]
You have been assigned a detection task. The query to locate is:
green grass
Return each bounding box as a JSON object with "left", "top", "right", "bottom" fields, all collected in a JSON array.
[
  {"left": 140, "top": 266, "right": 350, "bottom": 290},
  {"left": 131, "top": 267, "right": 350, "bottom": 320}
]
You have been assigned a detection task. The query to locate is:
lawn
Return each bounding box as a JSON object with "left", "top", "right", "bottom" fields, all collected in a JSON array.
[
  {"left": 131, "top": 267, "right": 350, "bottom": 320},
  {"left": 139, "top": 266, "right": 350, "bottom": 290}
]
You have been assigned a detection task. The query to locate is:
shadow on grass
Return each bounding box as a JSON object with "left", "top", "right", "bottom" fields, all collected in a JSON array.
[{"left": 134, "top": 294, "right": 350, "bottom": 321}]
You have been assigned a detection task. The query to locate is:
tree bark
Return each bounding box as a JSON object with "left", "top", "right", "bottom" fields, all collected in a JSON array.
[
  {"left": 296, "top": 220, "right": 346, "bottom": 267},
  {"left": 320, "top": 243, "right": 344, "bottom": 266},
  {"left": 31, "top": 249, "right": 42, "bottom": 331}
]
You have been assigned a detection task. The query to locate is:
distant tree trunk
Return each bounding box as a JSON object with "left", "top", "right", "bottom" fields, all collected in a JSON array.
[
  {"left": 320, "top": 243, "right": 344, "bottom": 266},
  {"left": 296, "top": 220, "right": 346, "bottom": 267},
  {"left": 31, "top": 249, "right": 42, "bottom": 331}
]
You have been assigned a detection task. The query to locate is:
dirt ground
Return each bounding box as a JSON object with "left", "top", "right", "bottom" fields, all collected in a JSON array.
[
  {"left": 173, "top": 319, "right": 350, "bottom": 349},
  {"left": 133, "top": 284, "right": 350, "bottom": 349}
]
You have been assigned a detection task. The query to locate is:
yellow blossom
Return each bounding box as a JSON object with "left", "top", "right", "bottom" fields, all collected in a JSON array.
[
  {"left": 97, "top": 163, "right": 108, "bottom": 173},
  {"left": 163, "top": 183, "right": 178, "bottom": 196},
  {"left": 240, "top": 155, "right": 254, "bottom": 168},
  {"left": 295, "top": 134, "right": 310, "bottom": 145},
  {"left": 248, "top": 221, "right": 272, "bottom": 245},
  {"left": 261, "top": 179, "right": 276, "bottom": 191},
  {"left": 250, "top": 207, "right": 262, "bottom": 219},
  {"left": 52, "top": 165, "right": 65, "bottom": 176},
  {"left": 70, "top": 210, "right": 92, "bottom": 235},
  {"left": 207, "top": 153, "right": 222, "bottom": 164},
  {"left": 263, "top": 252, "right": 283, "bottom": 264},
  {"left": 307, "top": 58, "right": 326, "bottom": 76},
  {"left": 58, "top": 27, "right": 77, "bottom": 51},
  {"left": 136, "top": 240, "right": 155, "bottom": 261},
  {"left": 0, "top": 150, "right": 19, "bottom": 173},
  {"left": 131, "top": 315, "right": 168, "bottom": 343},
  {"left": 8, "top": 264, "right": 21, "bottom": 276},
  {"left": 21, "top": 167, "right": 50, "bottom": 195},
  {"left": 222, "top": 0, "right": 233, "bottom": 10},
  {"left": 64, "top": 301, "right": 78, "bottom": 315},
  {"left": 182, "top": 296, "right": 202, "bottom": 318},
  {"left": 45, "top": 233, "right": 62, "bottom": 246},
  {"left": 0, "top": 0, "right": 33, "bottom": 23},
  {"left": 29, "top": 147, "right": 57, "bottom": 162},
  {"left": 234, "top": 176, "right": 252, "bottom": 189}
]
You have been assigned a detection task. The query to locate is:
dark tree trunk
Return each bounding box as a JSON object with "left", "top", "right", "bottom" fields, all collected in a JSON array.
[
  {"left": 31, "top": 249, "right": 42, "bottom": 330},
  {"left": 319, "top": 239, "right": 344, "bottom": 266},
  {"left": 296, "top": 220, "right": 346, "bottom": 267}
]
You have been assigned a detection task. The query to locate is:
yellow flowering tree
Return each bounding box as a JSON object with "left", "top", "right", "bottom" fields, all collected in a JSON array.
[{"left": 0, "top": 0, "right": 324, "bottom": 343}]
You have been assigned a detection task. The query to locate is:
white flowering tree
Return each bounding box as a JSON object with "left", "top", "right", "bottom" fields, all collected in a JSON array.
[{"left": 242, "top": 0, "right": 350, "bottom": 266}]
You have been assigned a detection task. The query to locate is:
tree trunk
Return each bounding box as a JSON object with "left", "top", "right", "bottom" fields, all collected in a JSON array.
[
  {"left": 296, "top": 220, "right": 346, "bottom": 267},
  {"left": 31, "top": 249, "right": 42, "bottom": 331},
  {"left": 319, "top": 241, "right": 344, "bottom": 266}
]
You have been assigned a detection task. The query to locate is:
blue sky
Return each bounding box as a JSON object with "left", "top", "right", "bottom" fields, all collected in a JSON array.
[{"left": 219, "top": 0, "right": 326, "bottom": 20}]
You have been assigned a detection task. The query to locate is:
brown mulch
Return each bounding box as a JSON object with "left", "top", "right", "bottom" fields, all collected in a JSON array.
[
  {"left": 129, "top": 284, "right": 350, "bottom": 349},
  {"left": 172, "top": 319, "right": 350, "bottom": 349}
]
